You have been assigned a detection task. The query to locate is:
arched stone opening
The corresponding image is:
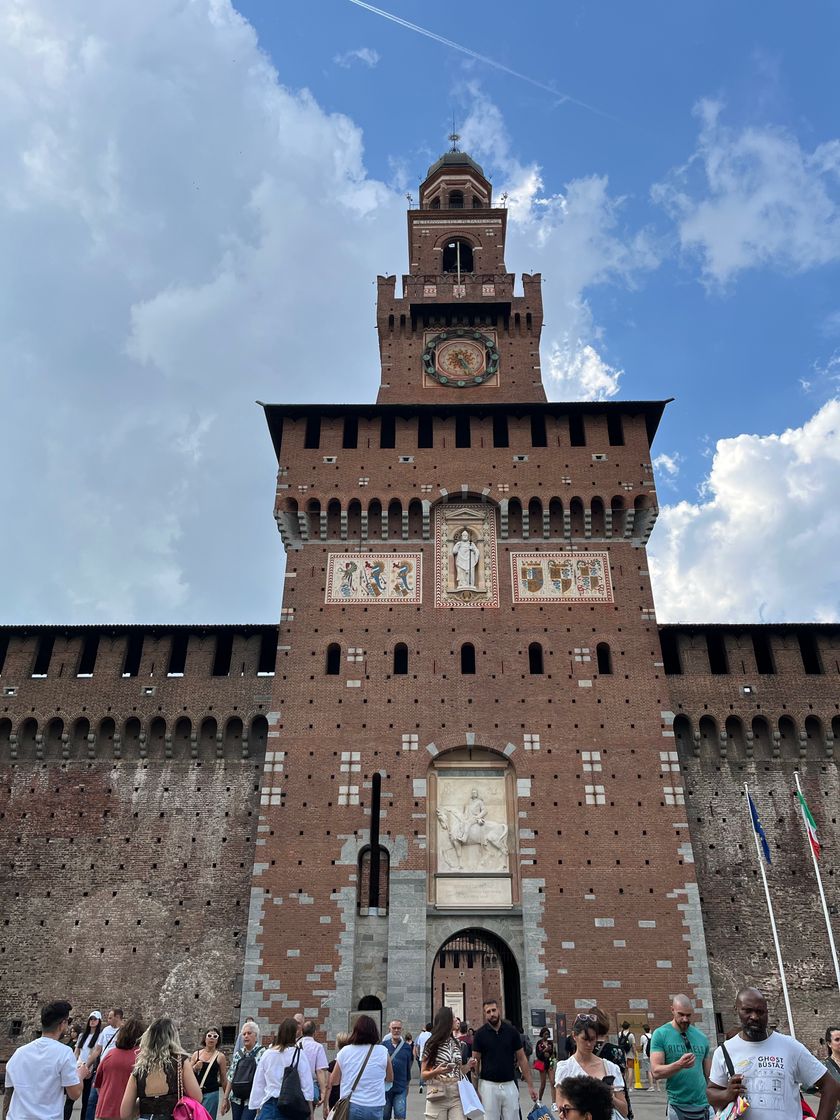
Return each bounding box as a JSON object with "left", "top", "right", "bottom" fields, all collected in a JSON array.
[{"left": 431, "top": 928, "right": 522, "bottom": 1030}]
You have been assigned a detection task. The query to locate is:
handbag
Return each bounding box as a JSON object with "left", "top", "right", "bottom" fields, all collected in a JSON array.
[
  {"left": 458, "top": 1075, "right": 485, "bottom": 1120},
  {"left": 327, "top": 1045, "right": 376, "bottom": 1120},
  {"left": 197, "top": 1052, "right": 219, "bottom": 1090},
  {"left": 715, "top": 1044, "right": 749, "bottom": 1120},
  {"left": 277, "top": 1047, "right": 311, "bottom": 1120},
  {"left": 174, "top": 1059, "right": 214, "bottom": 1120}
]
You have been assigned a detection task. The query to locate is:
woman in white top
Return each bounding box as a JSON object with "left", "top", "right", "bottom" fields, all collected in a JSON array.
[
  {"left": 249, "top": 1018, "right": 314, "bottom": 1118},
  {"left": 554, "top": 1014, "right": 627, "bottom": 1118},
  {"left": 325, "top": 1015, "right": 392, "bottom": 1120}
]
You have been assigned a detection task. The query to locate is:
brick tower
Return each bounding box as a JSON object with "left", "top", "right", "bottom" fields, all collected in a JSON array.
[{"left": 246, "top": 143, "right": 714, "bottom": 1041}]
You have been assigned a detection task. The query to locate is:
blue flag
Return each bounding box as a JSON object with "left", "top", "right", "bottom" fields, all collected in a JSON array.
[{"left": 748, "top": 792, "right": 772, "bottom": 864}]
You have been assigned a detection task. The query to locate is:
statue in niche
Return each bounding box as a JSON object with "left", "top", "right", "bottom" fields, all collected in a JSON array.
[
  {"left": 452, "top": 528, "right": 480, "bottom": 590},
  {"left": 436, "top": 787, "right": 508, "bottom": 871}
]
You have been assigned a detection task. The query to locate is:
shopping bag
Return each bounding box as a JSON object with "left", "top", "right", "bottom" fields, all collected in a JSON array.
[{"left": 459, "top": 1076, "right": 485, "bottom": 1120}]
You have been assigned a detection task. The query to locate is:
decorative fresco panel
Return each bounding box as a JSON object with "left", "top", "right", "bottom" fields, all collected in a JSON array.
[
  {"left": 325, "top": 553, "right": 422, "bottom": 604},
  {"left": 510, "top": 551, "right": 614, "bottom": 604},
  {"left": 434, "top": 503, "right": 499, "bottom": 608}
]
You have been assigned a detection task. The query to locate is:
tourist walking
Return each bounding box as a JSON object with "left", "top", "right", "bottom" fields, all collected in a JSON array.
[
  {"left": 222, "top": 1021, "right": 265, "bottom": 1120},
  {"left": 555, "top": 1073, "right": 615, "bottom": 1120},
  {"left": 416, "top": 1024, "right": 432, "bottom": 1093},
  {"left": 650, "top": 994, "right": 710, "bottom": 1120},
  {"left": 382, "top": 1020, "right": 413, "bottom": 1120},
  {"left": 325, "top": 1014, "right": 393, "bottom": 1120},
  {"left": 553, "top": 1014, "right": 627, "bottom": 1118},
  {"left": 420, "top": 1006, "right": 476, "bottom": 1120},
  {"left": 120, "top": 1017, "right": 203, "bottom": 1119},
  {"left": 591, "top": 1008, "right": 632, "bottom": 1119},
  {"left": 298, "top": 1020, "right": 330, "bottom": 1108},
  {"left": 249, "top": 1017, "right": 314, "bottom": 1120},
  {"left": 87, "top": 1010, "right": 126, "bottom": 1120},
  {"left": 4, "top": 1000, "right": 81, "bottom": 1120},
  {"left": 191, "top": 1027, "right": 228, "bottom": 1118},
  {"left": 73, "top": 1011, "right": 104, "bottom": 1120},
  {"left": 637, "top": 1027, "right": 654, "bottom": 1092},
  {"left": 93, "top": 1018, "right": 144, "bottom": 1120},
  {"left": 535, "top": 1027, "right": 555, "bottom": 1101},
  {"left": 472, "top": 999, "right": 537, "bottom": 1120},
  {"left": 707, "top": 989, "right": 840, "bottom": 1120}
]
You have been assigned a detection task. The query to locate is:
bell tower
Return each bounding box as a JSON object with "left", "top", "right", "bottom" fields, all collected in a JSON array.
[{"left": 376, "top": 138, "right": 546, "bottom": 404}]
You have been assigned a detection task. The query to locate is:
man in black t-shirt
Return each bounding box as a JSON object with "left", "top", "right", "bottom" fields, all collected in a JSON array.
[{"left": 472, "top": 1000, "right": 537, "bottom": 1120}]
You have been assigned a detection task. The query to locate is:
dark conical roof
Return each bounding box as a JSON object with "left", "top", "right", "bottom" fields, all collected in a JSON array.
[{"left": 425, "top": 148, "right": 487, "bottom": 180}]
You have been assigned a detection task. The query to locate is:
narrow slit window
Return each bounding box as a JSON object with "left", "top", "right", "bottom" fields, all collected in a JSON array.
[
  {"left": 596, "top": 642, "right": 613, "bottom": 675},
  {"left": 659, "top": 629, "right": 682, "bottom": 675},
  {"left": 77, "top": 632, "right": 100, "bottom": 677},
  {"left": 752, "top": 631, "right": 775, "bottom": 675},
  {"left": 493, "top": 414, "right": 509, "bottom": 448},
  {"left": 706, "top": 632, "right": 729, "bottom": 675},
  {"left": 393, "top": 643, "right": 408, "bottom": 675},
  {"left": 418, "top": 414, "right": 434, "bottom": 448},
  {"left": 530, "top": 413, "right": 547, "bottom": 447},
  {"left": 122, "top": 632, "right": 144, "bottom": 678},
  {"left": 380, "top": 414, "right": 396, "bottom": 449},
  {"left": 455, "top": 413, "right": 471, "bottom": 448},
  {"left": 167, "top": 632, "right": 189, "bottom": 677},
  {"left": 342, "top": 415, "right": 358, "bottom": 449},
  {"left": 326, "top": 643, "right": 341, "bottom": 675},
  {"left": 461, "top": 643, "right": 476, "bottom": 675},
  {"left": 31, "top": 632, "right": 56, "bottom": 677},
  {"left": 798, "top": 631, "right": 823, "bottom": 675},
  {"left": 528, "top": 642, "right": 544, "bottom": 675},
  {"left": 257, "top": 628, "right": 277, "bottom": 676},
  {"left": 304, "top": 415, "right": 321, "bottom": 449},
  {"left": 607, "top": 413, "right": 624, "bottom": 446},
  {"left": 569, "top": 413, "right": 586, "bottom": 447}
]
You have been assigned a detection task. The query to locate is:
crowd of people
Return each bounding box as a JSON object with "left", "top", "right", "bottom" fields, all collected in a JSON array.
[{"left": 4, "top": 990, "right": 840, "bottom": 1120}]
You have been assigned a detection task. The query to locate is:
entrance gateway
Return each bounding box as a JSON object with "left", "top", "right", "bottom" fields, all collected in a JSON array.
[{"left": 434, "top": 929, "right": 523, "bottom": 1031}]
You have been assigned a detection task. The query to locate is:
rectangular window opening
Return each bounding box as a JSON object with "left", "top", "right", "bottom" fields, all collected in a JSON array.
[
  {"left": 77, "top": 631, "right": 100, "bottom": 677},
  {"left": 122, "top": 632, "right": 144, "bottom": 678},
  {"left": 569, "top": 413, "right": 586, "bottom": 447},
  {"left": 706, "top": 631, "right": 729, "bottom": 675},
  {"left": 607, "top": 413, "right": 625, "bottom": 446},
  {"left": 0, "top": 632, "right": 9, "bottom": 676},
  {"left": 167, "top": 632, "right": 189, "bottom": 677},
  {"left": 342, "top": 415, "right": 358, "bottom": 449},
  {"left": 304, "top": 415, "right": 321, "bottom": 449},
  {"left": 492, "top": 414, "right": 509, "bottom": 448},
  {"left": 212, "top": 632, "right": 233, "bottom": 677},
  {"left": 659, "top": 629, "right": 682, "bottom": 675},
  {"left": 752, "top": 631, "right": 775, "bottom": 675},
  {"left": 418, "top": 414, "right": 434, "bottom": 448},
  {"left": 380, "top": 414, "right": 396, "bottom": 449},
  {"left": 798, "top": 631, "right": 823, "bottom": 675},
  {"left": 530, "top": 413, "right": 547, "bottom": 448},
  {"left": 257, "top": 628, "right": 277, "bottom": 676},
  {"left": 455, "top": 412, "right": 471, "bottom": 448},
  {"left": 32, "top": 631, "right": 56, "bottom": 678}
]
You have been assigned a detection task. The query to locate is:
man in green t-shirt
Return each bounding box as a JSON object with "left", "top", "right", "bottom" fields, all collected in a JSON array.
[{"left": 650, "top": 994, "right": 711, "bottom": 1120}]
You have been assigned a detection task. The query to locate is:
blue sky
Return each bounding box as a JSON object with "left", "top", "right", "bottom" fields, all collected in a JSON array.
[{"left": 2, "top": 0, "right": 839, "bottom": 624}]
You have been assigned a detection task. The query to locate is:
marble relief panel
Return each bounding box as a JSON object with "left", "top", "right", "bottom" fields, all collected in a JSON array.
[
  {"left": 434, "top": 504, "right": 499, "bottom": 608},
  {"left": 510, "top": 551, "right": 613, "bottom": 604},
  {"left": 325, "top": 553, "right": 422, "bottom": 604}
]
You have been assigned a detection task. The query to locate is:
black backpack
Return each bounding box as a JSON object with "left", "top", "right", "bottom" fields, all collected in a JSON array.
[
  {"left": 618, "top": 1032, "right": 633, "bottom": 1055},
  {"left": 276, "top": 1047, "right": 310, "bottom": 1120},
  {"left": 231, "top": 1049, "right": 259, "bottom": 1097}
]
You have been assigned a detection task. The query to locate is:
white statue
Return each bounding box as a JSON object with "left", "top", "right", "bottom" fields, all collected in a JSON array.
[
  {"left": 452, "top": 529, "right": 479, "bottom": 589},
  {"left": 436, "top": 787, "right": 509, "bottom": 871}
]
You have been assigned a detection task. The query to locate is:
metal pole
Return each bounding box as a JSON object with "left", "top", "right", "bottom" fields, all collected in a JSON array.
[
  {"left": 745, "top": 783, "right": 796, "bottom": 1037},
  {"left": 794, "top": 771, "right": 840, "bottom": 994}
]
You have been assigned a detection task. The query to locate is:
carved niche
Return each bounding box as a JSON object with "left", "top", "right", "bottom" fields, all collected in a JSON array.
[{"left": 434, "top": 504, "right": 499, "bottom": 608}]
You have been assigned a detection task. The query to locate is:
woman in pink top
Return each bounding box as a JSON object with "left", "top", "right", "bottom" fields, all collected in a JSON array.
[{"left": 94, "top": 1020, "right": 145, "bottom": 1120}]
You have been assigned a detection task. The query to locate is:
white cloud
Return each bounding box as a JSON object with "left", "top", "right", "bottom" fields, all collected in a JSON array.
[
  {"left": 460, "top": 88, "right": 658, "bottom": 399},
  {"left": 653, "top": 99, "right": 840, "bottom": 286},
  {"left": 0, "top": 0, "right": 403, "bottom": 622},
  {"left": 649, "top": 400, "right": 840, "bottom": 622},
  {"left": 652, "top": 451, "right": 683, "bottom": 486},
  {"left": 333, "top": 47, "right": 380, "bottom": 68}
]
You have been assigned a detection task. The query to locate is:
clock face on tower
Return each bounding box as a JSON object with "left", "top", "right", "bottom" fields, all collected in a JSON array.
[{"left": 422, "top": 328, "right": 500, "bottom": 387}]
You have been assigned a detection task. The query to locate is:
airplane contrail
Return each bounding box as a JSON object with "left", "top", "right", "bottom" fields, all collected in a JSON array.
[{"left": 346, "top": 0, "right": 616, "bottom": 121}]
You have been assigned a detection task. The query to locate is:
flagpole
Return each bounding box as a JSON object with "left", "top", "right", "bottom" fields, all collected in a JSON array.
[
  {"left": 794, "top": 771, "right": 840, "bottom": 995},
  {"left": 744, "top": 783, "right": 796, "bottom": 1037}
]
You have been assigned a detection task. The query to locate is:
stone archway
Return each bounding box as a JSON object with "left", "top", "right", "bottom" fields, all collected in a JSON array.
[{"left": 431, "top": 927, "right": 523, "bottom": 1031}]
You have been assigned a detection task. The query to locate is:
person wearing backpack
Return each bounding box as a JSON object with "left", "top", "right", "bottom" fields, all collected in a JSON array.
[
  {"left": 221, "top": 1022, "right": 265, "bottom": 1120},
  {"left": 248, "top": 1018, "right": 313, "bottom": 1120}
]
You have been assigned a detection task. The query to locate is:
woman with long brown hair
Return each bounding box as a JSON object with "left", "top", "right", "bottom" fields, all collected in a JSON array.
[
  {"left": 249, "top": 1017, "right": 314, "bottom": 1120},
  {"left": 421, "top": 1007, "right": 476, "bottom": 1120}
]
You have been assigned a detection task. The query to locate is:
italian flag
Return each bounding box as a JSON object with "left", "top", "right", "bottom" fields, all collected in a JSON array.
[{"left": 796, "top": 790, "right": 821, "bottom": 858}]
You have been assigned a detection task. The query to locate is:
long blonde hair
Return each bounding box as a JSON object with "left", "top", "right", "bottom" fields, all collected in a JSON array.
[{"left": 133, "top": 1017, "right": 187, "bottom": 1078}]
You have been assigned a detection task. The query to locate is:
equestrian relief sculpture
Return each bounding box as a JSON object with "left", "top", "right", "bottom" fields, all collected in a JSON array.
[{"left": 437, "top": 787, "right": 509, "bottom": 872}]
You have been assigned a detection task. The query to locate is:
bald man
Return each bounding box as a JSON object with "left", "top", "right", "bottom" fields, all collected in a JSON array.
[
  {"left": 650, "top": 995, "right": 711, "bottom": 1120},
  {"left": 708, "top": 988, "right": 839, "bottom": 1120}
]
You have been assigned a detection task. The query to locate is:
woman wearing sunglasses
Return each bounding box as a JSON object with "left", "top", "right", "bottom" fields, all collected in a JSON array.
[
  {"left": 555, "top": 1075, "right": 614, "bottom": 1120},
  {"left": 553, "top": 1015, "right": 628, "bottom": 1118}
]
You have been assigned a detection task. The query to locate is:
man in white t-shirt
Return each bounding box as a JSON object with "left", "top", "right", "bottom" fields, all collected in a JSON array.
[
  {"left": 4, "top": 1000, "right": 82, "bottom": 1120},
  {"left": 708, "top": 988, "right": 840, "bottom": 1120},
  {"left": 297, "top": 1020, "right": 330, "bottom": 1109},
  {"left": 415, "top": 1023, "right": 432, "bottom": 1092}
]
